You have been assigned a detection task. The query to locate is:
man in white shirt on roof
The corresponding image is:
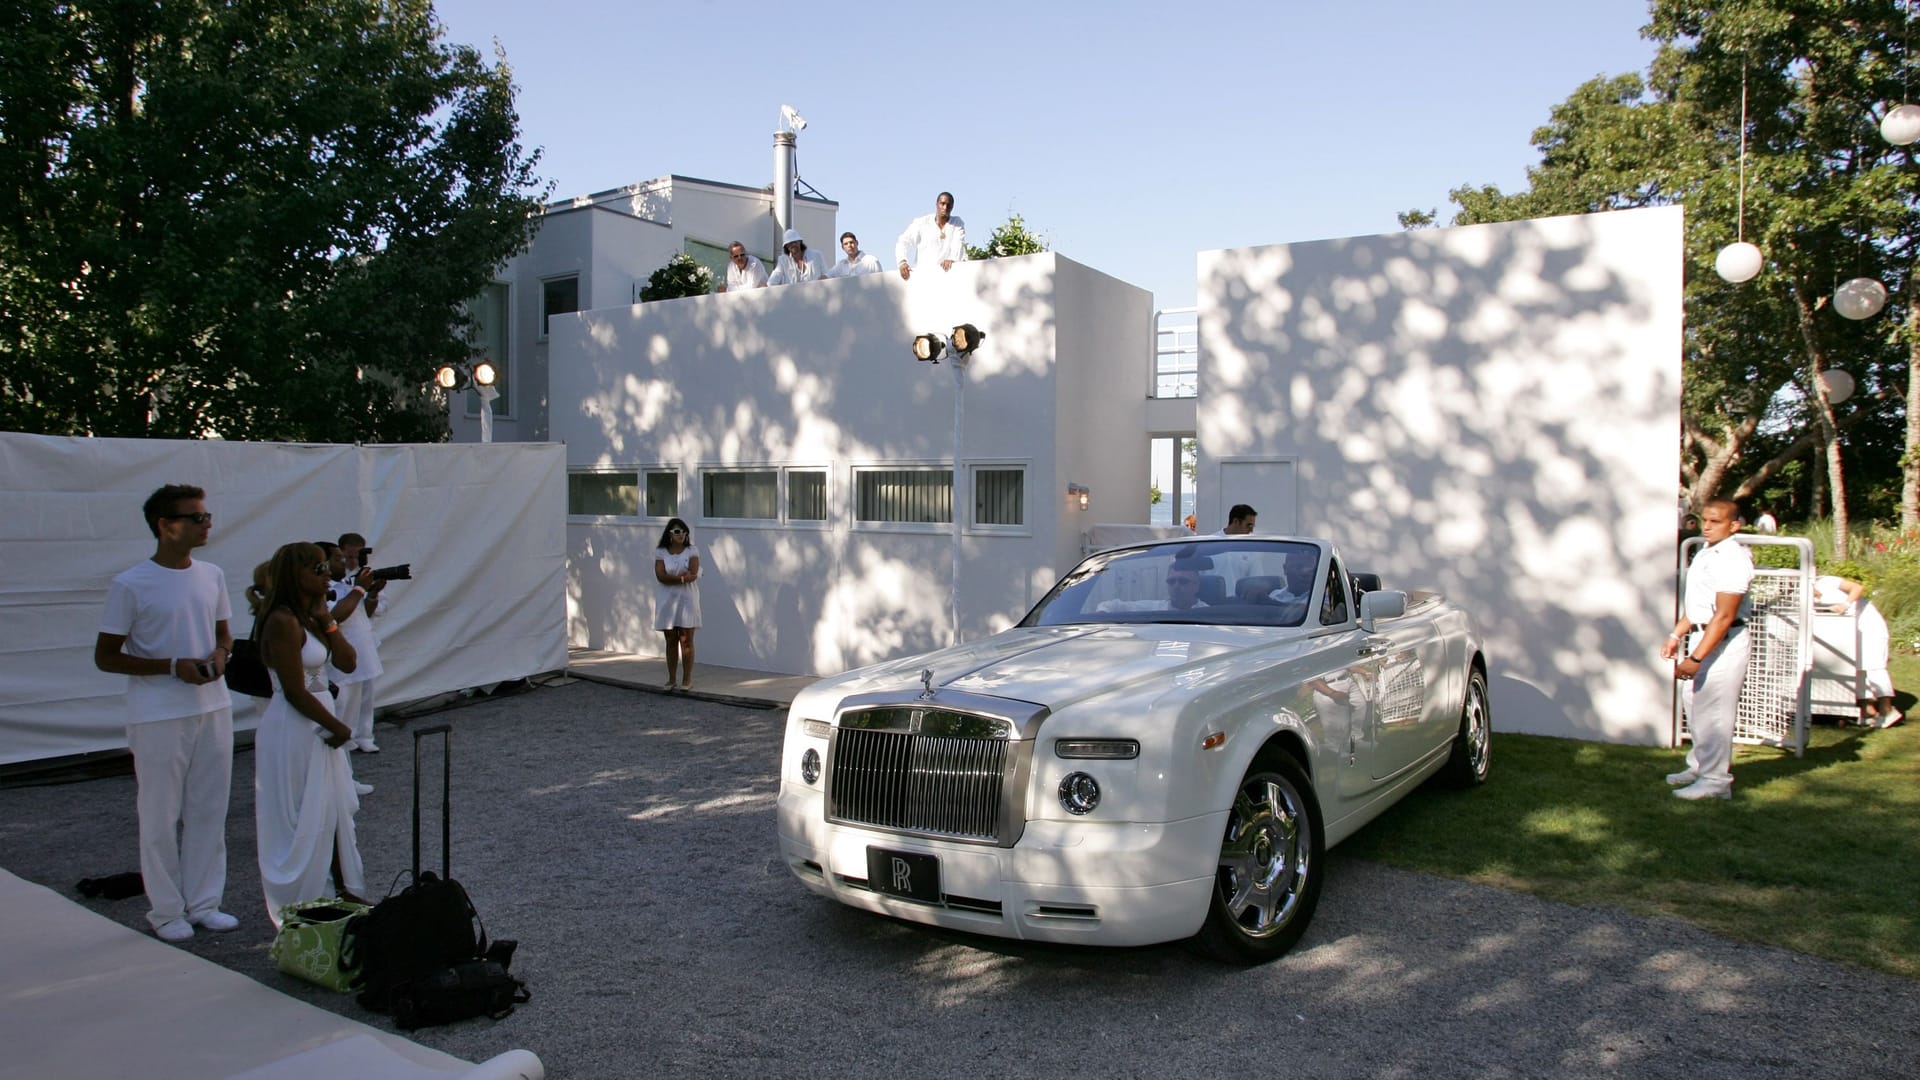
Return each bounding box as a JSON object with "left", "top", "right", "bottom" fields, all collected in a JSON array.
[
  {"left": 829, "top": 232, "right": 883, "bottom": 277},
  {"left": 896, "top": 191, "right": 966, "bottom": 279},
  {"left": 767, "top": 228, "right": 831, "bottom": 285},
  {"left": 718, "top": 241, "right": 767, "bottom": 292}
]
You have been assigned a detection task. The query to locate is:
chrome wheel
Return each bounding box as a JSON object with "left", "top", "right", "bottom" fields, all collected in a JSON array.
[
  {"left": 1195, "top": 756, "right": 1324, "bottom": 963},
  {"left": 1444, "top": 667, "right": 1492, "bottom": 787}
]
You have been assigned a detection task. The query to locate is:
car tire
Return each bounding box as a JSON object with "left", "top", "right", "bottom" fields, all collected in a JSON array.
[
  {"left": 1194, "top": 754, "right": 1325, "bottom": 964},
  {"left": 1442, "top": 666, "right": 1492, "bottom": 788}
]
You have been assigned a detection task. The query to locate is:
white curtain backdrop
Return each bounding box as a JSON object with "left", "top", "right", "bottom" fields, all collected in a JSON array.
[{"left": 0, "top": 433, "right": 567, "bottom": 765}]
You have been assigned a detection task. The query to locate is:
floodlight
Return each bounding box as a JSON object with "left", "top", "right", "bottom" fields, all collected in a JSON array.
[
  {"left": 434, "top": 364, "right": 460, "bottom": 390},
  {"left": 949, "top": 324, "right": 985, "bottom": 355},
  {"left": 473, "top": 360, "right": 499, "bottom": 387},
  {"left": 912, "top": 333, "right": 946, "bottom": 363},
  {"left": 781, "top": 104, "right": 808, "bottom": 133}
]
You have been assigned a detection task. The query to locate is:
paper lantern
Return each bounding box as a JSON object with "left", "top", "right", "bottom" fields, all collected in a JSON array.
[
  {"left": 1820, "top": 369, "right": 1856, "bottom": 404},
  {"left": 1715, "top": 242, "right": 1764, "bottom": 283},
  {"left": 1833, "top": 277, "right": 1888, "bottom": 320},
  {"left": 1882, "top": 103, "right": 1920, "bottom": 146}
]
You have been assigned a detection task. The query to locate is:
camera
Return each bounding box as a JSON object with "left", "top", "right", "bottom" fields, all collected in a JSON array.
[{"left": 370, "top": 563, "right": 412, "bottom": 582}]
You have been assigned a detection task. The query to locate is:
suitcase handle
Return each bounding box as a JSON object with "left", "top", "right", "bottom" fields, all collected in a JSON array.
[{"left": 412, "top": 725, "right": 452, "bottom": 882}]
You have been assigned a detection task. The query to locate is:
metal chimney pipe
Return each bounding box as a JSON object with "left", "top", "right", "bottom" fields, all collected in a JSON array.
[{"left": 772, "top": 131, "right": 795, "bottom": 237}]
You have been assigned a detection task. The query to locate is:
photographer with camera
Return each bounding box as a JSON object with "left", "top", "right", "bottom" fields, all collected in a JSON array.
[{"left": 327, "top": 532, "right": 396, "bottom": 755}]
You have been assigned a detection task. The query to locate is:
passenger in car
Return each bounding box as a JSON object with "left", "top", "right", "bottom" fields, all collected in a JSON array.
[{"left": 1097, "top": 558, "right": 1212, "bottom": 613}]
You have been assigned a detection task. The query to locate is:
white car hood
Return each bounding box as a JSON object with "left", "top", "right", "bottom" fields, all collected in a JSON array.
[{"left": 819, "top": 624, "right": 1294, "bottom": 714}]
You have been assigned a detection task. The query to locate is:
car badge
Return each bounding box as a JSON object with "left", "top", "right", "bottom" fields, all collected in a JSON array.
[{"left": 919, "top": 667, "right": 936, "bottom": 700}]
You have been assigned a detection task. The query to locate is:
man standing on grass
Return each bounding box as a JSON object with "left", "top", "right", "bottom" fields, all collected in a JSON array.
[
  {"left": 94, "top": 484, "right": 239, "bottom": 941},
  {"left": 1660, "top": 498, "right": 1753, "bottom": 801}
]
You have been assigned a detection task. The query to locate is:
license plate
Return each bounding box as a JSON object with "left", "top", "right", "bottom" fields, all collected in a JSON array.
[{"left": 866, "top": 847, "right": 940, "bottom": 903}]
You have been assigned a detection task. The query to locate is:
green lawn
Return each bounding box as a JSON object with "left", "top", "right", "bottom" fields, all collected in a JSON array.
[{"left": 1339, "top": 652, "right": 1920, "bottom": 979}]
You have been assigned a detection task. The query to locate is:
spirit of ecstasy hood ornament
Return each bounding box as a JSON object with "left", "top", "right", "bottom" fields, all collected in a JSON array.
[{"left": 919, "top": 667, "right": 936, "bottom": 700}]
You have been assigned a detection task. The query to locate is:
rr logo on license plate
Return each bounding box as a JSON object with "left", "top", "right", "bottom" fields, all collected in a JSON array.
[{"left": 866, "top": 847, "right": 940, "bottom": 903}]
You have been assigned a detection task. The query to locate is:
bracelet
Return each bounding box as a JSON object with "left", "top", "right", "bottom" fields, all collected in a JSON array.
[
  {"left": 1667, "top": 633, "right": 1680, "bottom": 641},
  {"left": 322, "top": 620, "right": 339, "bottom": 634}
]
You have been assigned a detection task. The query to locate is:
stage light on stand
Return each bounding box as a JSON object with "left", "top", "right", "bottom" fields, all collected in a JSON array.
[
  {"left": 949, "top": 323, "right": 985, "bottom": 356},
  {"left": 912, "top": 333, "right": 946, "bottom": 363},
  {"left": 435, "top": 364, "right": 461, "bottom": 389},
  {"left": 473, "top": 360, "right": 499, "bottom": 387},
  {"left": 432, "top": 360, "right": 501, "bottom": 443}
]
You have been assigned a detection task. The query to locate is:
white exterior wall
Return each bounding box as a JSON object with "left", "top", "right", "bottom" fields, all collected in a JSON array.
[
  {"left": 552, "top": 252, "right": 1150, "bottom": 676},
  {"left": 1198, "top": 206, "right": 1684, "bottom": 744}
]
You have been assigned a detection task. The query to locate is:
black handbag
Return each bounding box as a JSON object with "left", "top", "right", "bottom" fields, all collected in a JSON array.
[{"left": 225, "top": 635, "right": 272, "bottom": 698}]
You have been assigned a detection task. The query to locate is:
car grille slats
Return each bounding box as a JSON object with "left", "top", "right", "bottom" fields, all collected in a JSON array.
[{"left": 830, "top": 726, "right": 1008, "bottom": 843}]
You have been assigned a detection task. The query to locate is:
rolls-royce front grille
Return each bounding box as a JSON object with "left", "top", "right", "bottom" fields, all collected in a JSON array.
[{"left": 828, "top": 727, "right": 1008, "bottom": 842}]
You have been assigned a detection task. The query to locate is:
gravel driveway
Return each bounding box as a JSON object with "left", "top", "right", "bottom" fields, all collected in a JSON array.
[{"left": 2, "top": 679, "right": 1914, "bottom": 1079}]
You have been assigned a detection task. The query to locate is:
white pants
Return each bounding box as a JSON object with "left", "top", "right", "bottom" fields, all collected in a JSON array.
[
  {"left": 126, "top": 708, "right": 233, "bottom": 927},
  {"left": 1858, "top": 602, "right": 1894, "bottom": 700},
  {"left": 337, "top": 678, "right": 377, "bottom": 745},
  {"left": 1682, "top": 627, "right": 1749, "bottom": 789}
]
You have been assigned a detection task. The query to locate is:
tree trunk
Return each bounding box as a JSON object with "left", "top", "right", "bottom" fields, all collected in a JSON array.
[
  {"left": 1905, "top": 297, "right": 1919, "bottom": 529},
  {"left": 1793, "top": 288, "right": 1849, "bottom": 556}
]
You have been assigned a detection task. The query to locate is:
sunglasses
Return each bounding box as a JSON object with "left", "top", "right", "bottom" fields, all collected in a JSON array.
[
  {"left": 308, "top": 562, "right": 330, "bottom": 576},
  {"left": 163, "top": 512, "right": 213, "bottom": 525},
  {"left": 669, "top": 527, "right": 688, "bottom": 535},
  {"left": 1166, "top": 577, "right": 1199, "bottom": 587}
]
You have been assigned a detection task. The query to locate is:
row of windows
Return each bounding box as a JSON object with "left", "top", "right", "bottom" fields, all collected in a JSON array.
[{"left": 568, "top": 467, "right": 1028, "bottom": 528}]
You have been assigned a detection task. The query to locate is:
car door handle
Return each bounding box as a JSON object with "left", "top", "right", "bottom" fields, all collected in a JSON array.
[{"left": 1358, "top": 639, "right": 1393, "bottom": 656}]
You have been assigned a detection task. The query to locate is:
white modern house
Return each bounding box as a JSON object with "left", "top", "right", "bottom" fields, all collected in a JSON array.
[{"left": 457, "top": 167, "right": 1686, "bottom": 745}]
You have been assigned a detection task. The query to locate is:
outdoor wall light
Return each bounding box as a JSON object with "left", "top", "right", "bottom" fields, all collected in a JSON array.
[
  {"left": 1067, "top": 482, "right": 1091, "bottom": 511},
  {"left": 911, "top": 333, "right": 946, "bottom": 363},
  {"left": 949, "top": 324, "right": 985, "bottom": 356}
]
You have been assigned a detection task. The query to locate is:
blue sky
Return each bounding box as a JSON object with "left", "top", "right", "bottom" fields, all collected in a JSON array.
[{"left": 436, "top": 0, "right": 1662, "bottom": 310}]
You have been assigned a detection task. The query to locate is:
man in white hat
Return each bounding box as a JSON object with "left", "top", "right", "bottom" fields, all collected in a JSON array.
[{"left": 767, "top": 228, "right": 830, "bottom": 285}]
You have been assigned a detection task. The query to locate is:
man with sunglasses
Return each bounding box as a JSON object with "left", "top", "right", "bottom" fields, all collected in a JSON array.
[
  {"left": 717, "top": 240, "right": 767, "bottom": 293},
  {"left": 1096, "top": 557, "right": 1213, "bottom": 613},
  {"left": 94, "top": 484, "right": 239, "bottom": 942}
]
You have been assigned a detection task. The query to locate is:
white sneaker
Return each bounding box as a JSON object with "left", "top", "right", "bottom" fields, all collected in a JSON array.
[
  {"left": 154, "top": 918, "right": 194, "bottom": 943},
  {"left": 1665, "top": 769, "right": 1698, "bottom": 787},
  {"left": 1673, "top": 780, "right": 1732, "bottom": 801},
  {"left": 189, "top": 910, "right": 239, "bottom": 933},
  {"left": 1880, "top": 711, "right": 1903, "bottom": 729},
  {"left": 355, "top": 739, "right": 379, "bottom": 754},
  {"left": 354, "top": 781, "right": 374, "bottom": 796}
]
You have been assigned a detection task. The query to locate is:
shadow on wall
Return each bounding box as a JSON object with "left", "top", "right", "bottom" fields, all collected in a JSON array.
[
  {"left": 557, "top": 254, "right": 1084, "bottom": 676},
  {"left": 1201, "top": 208, "right": 1683, "bottom": 743}
]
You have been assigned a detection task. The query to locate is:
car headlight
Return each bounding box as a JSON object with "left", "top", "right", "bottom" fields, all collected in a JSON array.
[
  {"left": 1059, "top": 771, "right": 1100, "bottom": 815},
  {"left": 1055, "top": 738, "right": 1139, "bottom": 760},
  {"left": 800, "top": 748, "right": 821, "bottom": 784}
]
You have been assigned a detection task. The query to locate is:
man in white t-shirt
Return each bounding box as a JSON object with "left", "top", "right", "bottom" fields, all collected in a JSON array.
[
  {"left": 896, "top": 191, "right": 967, "bottom": 279},
  {"left": 94, "top": 484, "right": 238, "bottom": 942},
  {"left": 829, "top": 232, "right": 883, "bottom": 277},
  {"left": 1660, "top": 498, "right": 1754, "bottom": 800},
  {"left": 718, "top": 241, "right": 767, "bottom": 292}
]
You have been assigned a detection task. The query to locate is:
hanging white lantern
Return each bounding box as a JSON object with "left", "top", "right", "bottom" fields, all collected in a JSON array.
[
  {"left": 1819, "top": 369, "right": 1856, "bottom": 403},
  {"left": 1882, "top": 103, "right": 1920, "bottom": 146},
  {"left": 1715, "top": 242, "right": 1764, "bottom": 283},
  {"left": 1833, "top": 277, "right": 1888, "bottom": 320}
]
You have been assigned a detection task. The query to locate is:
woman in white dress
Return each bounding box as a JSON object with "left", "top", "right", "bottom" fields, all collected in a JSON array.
[
  {"left": 653, "top": 518, "right": 702, "bottom": 691},
  {"left": 251, "top": 542, "right": 367, "bottom": 926},
  {"left": 1813, "top": 574, "right": 1899, "bottom": 728}
]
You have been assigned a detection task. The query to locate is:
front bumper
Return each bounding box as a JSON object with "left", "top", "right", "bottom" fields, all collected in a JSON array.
[{"left": 776, "top": 780, "right": 1224, "bottom": 947}]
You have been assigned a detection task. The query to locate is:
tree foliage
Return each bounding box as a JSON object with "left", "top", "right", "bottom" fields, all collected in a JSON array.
[
  {"left": 965, "top": 213, "right": 1049, "bottom": 261},
  {"left": 0, "top": 0, "right": 549, "bottom": 443},
  {"left": 638, "top": 253, "right": 714, "bottom": 302},
  {"left": 1405, "top": 0, "right": 1918, "bottom": 543}
]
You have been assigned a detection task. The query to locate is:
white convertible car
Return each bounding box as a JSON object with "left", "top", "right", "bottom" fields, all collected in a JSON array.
[{"left": 775, "top": 536, "right": 1490, "bottom": 962}]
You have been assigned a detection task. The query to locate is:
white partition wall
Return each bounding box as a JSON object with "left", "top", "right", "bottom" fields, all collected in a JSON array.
[
  {"left": 552, "top": 253, "right": 1150, "bottom": 677},
  {"left": 1198, "top": 206, "right": 1685, "bottom": 744},
  {"left": 0, "top": 434, "right": 568, "bottom": 765}
]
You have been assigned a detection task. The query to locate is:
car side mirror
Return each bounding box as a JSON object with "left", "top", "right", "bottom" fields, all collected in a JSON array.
[{"left": 1359, "top": 589, "right": 1406, "bottom": 633}]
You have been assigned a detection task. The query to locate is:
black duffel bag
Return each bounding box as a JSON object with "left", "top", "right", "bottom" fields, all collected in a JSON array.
[{"left": 391, "top": 953, "right": 530, "bottom": 1030}]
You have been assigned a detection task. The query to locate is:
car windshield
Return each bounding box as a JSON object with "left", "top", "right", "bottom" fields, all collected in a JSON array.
[{"left": 1020, "top": 540, "right": 1323, "bottom": 628}]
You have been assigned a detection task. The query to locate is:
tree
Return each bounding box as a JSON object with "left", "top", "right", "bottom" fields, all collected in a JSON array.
[
  {"left": 639, "top": 254, "right": 714, "bottom": 302},
  {"left": 965, "top": 213, "right": 1049, "bottom": 260},
  {"left": 1404, "top": 1, "right": 1916, "bottom": 547},
  {"left": 0, "top": 0, "right": 549, "bottom": 444}
]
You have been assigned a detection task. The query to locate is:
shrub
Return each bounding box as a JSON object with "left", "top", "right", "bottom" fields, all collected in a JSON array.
[{"left": 639, "top": 253, "right": 713, "bottom": 301}]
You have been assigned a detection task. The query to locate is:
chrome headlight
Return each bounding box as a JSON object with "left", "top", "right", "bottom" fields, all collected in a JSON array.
[
  {"left": 800, "top": 748, "right": 821, "bottom": 784},
  {"left": 1059, "top": 771, "right": 1100, "bottom": 815}
]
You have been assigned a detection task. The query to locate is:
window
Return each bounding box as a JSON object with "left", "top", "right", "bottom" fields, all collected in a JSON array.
[
  {"left": 703, "top": 470, "right": 778, "bottom": 519},
  {"left": 684, "top": 238, "right": 734, "bottom": 284},
  {"left": 973, "top": 467, "right": 1025, "bottom": 527},
  {"left": 1320, "top": 560, "right": 1350, "bottom": 625},
  {"left": 856, "top": 468, "right": 952, "bottom": 524},
  {"left": 788, "top": 469, "right": 827, "bottom": 521},
  {"left": 645, "top": 471, "right": 678, "bottom": 518},
  {"left": 569, "top": 471, "right": 637, "bottom": 516},
  {"left": 466, "top": 282, "right": 508, "bottom": 417},
  {"left": 541, "top": 275, "right": 580, "bottom": 339}
]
